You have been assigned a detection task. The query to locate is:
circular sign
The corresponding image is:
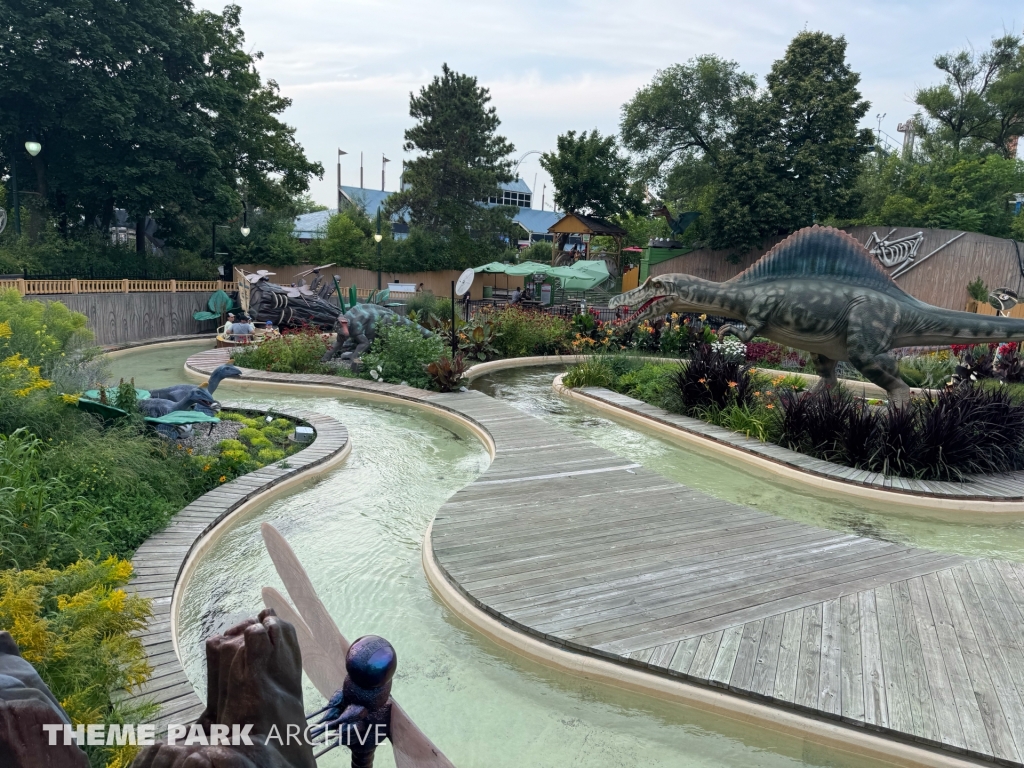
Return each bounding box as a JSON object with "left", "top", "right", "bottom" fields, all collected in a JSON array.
[{"left": 455, "top": 267, "right": 475, "bottom": 297}]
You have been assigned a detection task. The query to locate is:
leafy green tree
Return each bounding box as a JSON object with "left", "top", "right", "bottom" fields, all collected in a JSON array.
[
  {"left": 385, "top": 64, "right": 515, "bottom": 268},
  {"left": 706, "top": 31, "right": 872, "bottom": 251},
  {"left": 621, "top": 56, "right": 756, "bottom": 180},
  {"left": 540, "top": 130, "right": 643, "bottom": 218},
  {"left": 915, "top": 34, "right": 1024, "bottom": 156}
]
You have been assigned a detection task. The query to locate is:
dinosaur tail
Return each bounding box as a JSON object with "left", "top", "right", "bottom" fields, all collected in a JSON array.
[
  {"left": 398, "top": 314, "right": 432, "bottom": 337},
  {"left": 904, "top": 307, "right": 1024, "bottom": 346}
]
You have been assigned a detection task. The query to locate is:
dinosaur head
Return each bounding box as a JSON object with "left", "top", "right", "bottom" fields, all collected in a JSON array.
[{"left": 609, "top": 275, "right": 692, "bottom": 325}]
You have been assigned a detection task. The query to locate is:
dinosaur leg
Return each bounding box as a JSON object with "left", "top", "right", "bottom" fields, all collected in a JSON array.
[
  {"left": 717, "top": 323, "right": 762, "bottom": 343},
  {"left": 810, "top": 354, "right": 839, "bottom": 391},
  {"left": 846, "top": 311, "right": 911, "bottom": 406}
]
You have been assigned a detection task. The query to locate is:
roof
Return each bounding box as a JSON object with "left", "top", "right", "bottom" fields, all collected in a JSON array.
[
  {"left": 511, "top": 208, "right": 561, "bottom": 235},
  {"left": 548, "top": 212, "right": 627, "bottom": 236},
  {"left": 503, "top": 178, "right": 532, "bottom": 194},
  {"left": 293, "top": 209, "right": 336, "bottom": 239},
  {"left": 339, "top": 186, "right": 393, "bottom": 213}
]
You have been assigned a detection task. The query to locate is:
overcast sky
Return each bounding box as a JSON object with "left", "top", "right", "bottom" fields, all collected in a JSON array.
[{"left": 194, "top": 0, "right": 1021, "bottom": 210}]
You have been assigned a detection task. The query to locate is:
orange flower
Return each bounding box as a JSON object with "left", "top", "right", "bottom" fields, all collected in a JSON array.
[
  {"left": 766, "top": 403, "right": 775, "bottom": 409},
  {"left": 698, "top": 377, "right": 706, "bottom": 384},
  {"left": 728, "top": 381, "right": 737, "bottom": 388}
]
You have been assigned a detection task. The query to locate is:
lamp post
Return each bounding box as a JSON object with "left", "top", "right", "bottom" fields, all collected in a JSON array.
[
  {"left": 7, "top": 135, "right": 41, "bottom": 236},
  {"left": 374, "top": 209, "right": 383, "bottom": 290},
  {"left": 240, "top": 200, "right": 250, "bottom": 237}
]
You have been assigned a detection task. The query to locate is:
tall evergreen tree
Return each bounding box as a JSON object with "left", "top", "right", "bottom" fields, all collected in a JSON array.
[{"left": 386, "top": 64, "right": 515, "bottom": 267}]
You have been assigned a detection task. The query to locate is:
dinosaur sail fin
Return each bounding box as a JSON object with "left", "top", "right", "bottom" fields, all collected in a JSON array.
[{"left": 729, "top": 226, "right": 906, "bottom": 294}]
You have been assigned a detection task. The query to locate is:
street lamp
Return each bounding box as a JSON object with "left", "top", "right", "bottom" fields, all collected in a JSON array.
[
  {"left": 8, "top": 134, "right": 42, "bottom": 235},
  {"left": 24, "top": 141, "right": 41, "bottom": 157},
  {"left": 374, "top": 209, "right": 383, "bottom": 290},
  {"left": 240, "top": 200, "right": 250, "bottom": 237}
]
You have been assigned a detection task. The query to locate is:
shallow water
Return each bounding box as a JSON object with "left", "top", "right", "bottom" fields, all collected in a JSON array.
[
  {"left": 108, "top": 345, "right": 992, "bottom": 767},
  {"left": 472, "top": 366, "right": 1024, "bottom": 562}
]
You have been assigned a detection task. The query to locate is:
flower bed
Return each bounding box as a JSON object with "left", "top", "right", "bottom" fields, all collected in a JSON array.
[{"left": 565, "top": 346, "right": 1024, "bottom": 482}]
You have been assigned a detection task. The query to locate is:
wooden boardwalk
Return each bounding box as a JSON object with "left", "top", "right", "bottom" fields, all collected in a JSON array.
[{"left": 186, "top": 349, "right": 1024, "bottom": 765}]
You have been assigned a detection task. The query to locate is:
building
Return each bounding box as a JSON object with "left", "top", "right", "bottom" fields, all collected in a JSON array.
[{"left": 295, "top": 179, "right": 560, "bottom": 244}]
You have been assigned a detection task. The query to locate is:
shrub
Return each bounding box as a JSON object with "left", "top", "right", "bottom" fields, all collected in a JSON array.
[
  {"left": 670, "top": 343, "right": 754, "bottom": 416},
  {"left": 362, "top": 323, "right": 443, "bottom": 389},
  {"left": 563, "top": 358, "right": 614, "bottom": 388},
  {"left": 232, "top": 327, "right": 332, "bottom": 373},
  {"left": 404, "top": 290, "right": 439, "bottom": 317},
  {"left": 0, "top": 290, "right": 93, "bottom": 373},
  {"left": 487, "top": 306, "right": 573, "bottom": 357},
  {"left": 0, "top": 556, "right": 155, "bottom": 768},
  {"left": 967, "top": 276, "right": 989, "bottom": 302},
  {"left": 898, "top": 352, "right": 956, "bottom": 388},
  {"left": 425, "top": 353, "right": 468, "bottom": 392},
  {"left": 614, "top": 362, "right": 674, "bottom": 405}
]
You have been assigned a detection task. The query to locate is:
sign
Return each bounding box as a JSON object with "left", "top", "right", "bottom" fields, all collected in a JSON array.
[
  {"left": 455, "top": 267, "right": 475, "bottom": 297},
  {"left": 540, "top": 284, "right": 552, "bottom": 305}
]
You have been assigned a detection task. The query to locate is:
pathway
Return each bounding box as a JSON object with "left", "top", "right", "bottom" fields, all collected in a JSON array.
[{"left": 188, "top": 349, "right": 1024, "bottom": 765}]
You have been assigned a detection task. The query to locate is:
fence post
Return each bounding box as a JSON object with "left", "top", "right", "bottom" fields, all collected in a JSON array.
[
  {"left": 169, "top": 279, "right": 177, "bottom": 293},
  {"left": 16, "top": 278, "right": 26, "bottom": 296},
  {"left": 71, "top": 278, "right": 79, "bottom": 295},
  {"left": 122, "top": 278, "right": 130, "bottom": 293}
]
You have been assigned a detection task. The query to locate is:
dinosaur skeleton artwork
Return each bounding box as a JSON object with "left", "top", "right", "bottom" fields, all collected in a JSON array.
[
  {"left": 863, "top": 229, "right": 924, "bottom": 268},
  {"left": 238, "top": 269, "right": 343, "bottom": 329},
  {"left": 260, "top": 523, "right": 456, "bottom": 768}
]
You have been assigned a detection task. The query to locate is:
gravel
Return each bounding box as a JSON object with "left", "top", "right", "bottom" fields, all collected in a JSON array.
[{"left": 174, "top": 419, "right": 244, "bottom": 456}]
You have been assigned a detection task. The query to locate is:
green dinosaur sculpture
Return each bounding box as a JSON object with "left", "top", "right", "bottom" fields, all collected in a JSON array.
[
  {"left": 609, "top": 225, "right": 1024, "bottom": 405},
  {"left": 321, "top": 303, "right": 431, "bottom": 364},
  {"left": 651, "top": 204, "right": 700, "bottom": 238}
]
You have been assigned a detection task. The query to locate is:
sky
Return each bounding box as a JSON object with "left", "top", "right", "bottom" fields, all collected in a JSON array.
[{"left": 194, "top": 0, "right": 1022, "bottom": 210}]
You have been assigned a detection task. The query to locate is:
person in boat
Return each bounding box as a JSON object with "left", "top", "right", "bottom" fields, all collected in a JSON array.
[{"left": 223, "top": 312, "right": 236, "bottom": 340}]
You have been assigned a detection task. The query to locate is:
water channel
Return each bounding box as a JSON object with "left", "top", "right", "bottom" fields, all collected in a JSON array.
[{"left": 107, "top": 342, "right": 1024, "bottom": 767}]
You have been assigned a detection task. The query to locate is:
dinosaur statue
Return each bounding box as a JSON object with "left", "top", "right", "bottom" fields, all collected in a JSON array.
[
  {"left": 137, "top": 388, "right": 216, "bottom": 418},
  {"left": 148, "top": 364, "right": 242, "bottom": 402},
  {"left": 651, "top": 204, "right": 700, "bottom": 239},
  {"left": 322, "top": 303, "right": 432, "bottom": 365},
  {"left": 609, "top": 225, "right": 1024, "bottom": 406}
]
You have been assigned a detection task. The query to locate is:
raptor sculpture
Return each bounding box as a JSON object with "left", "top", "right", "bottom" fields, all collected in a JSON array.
[
  {"left": 609, "top": 225, "right": 1024, "bottom": 405},
  {"left": 322, "top": 304, "right": 432, "bottom": 365}
]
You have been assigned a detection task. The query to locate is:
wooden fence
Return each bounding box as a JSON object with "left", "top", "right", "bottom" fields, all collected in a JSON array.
[
  {"left": 649, "top": 226, "right": 1024, "bottom": 312},
  {"left": 0, "top": 278, "right": 233, "bottom": 296}
]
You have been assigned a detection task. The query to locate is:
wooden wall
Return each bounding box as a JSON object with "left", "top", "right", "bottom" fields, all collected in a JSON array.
[
  {"left": 649, "top": 227, "right": 1023, "bottom": 311},
  {"left": 236, "top": 264, "right": 524, "bottom": 301},
  {"left": 31, "top": 292, "right": 218, "bottom": 346}
]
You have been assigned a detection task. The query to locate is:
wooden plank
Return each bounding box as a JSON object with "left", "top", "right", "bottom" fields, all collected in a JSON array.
[
  {"left": 773, "top": 609, "right": 803, "bottom": 704},
  {"left": 889, "top": 580, "right": 937, "bottom": 741},
  {"left": 648, "top": 642, "right": 679, "bottom": 670},
  {"left": 874, "top": 584, "right": 913, "bottom": 734},
  {"left": 670, "top": 637, "right": 701, "bottom": 675},
  {"left": 937, "top": 569, "right": 1019, "bottom": 763},
  {"left": 795, "top": 603, "right": 824, "bottom": 711},
  {"left": 921, "top": 572, "right": 990, "bottom": 755},
  {"left": 840, "top": 594, "right": 864, "bottom": 723},
  {"left": 708, "top": 625, "right": 744, "bottom": 688},
  {"left": 729, "top": 620, "right": 764, "bottom": 691},
  {"left": 688, "top": 631, "right": 723, "bottom": 680},
  {"left": 750, "top": 613, "right": 786, "bottom": 698},
  {"left": 859, "top": 589, "right": 888, "bottom": 728}
]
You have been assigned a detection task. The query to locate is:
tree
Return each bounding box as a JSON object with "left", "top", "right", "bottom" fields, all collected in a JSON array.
[
  {"left": 915, "top": 34, "right": 1024, "bottom": 156},
  {"left": 620, "top": 56, "right": 756, "bottom": 181},
  {"left": 0, "top": 1, "right": 321, "bottom": 252},
  {"left": 385, "top": 64, "right": 515, "bottom": 268},
  {"left": 706, "top": 31, "right": 873, "bottom": 251},
  {"left": 540, "top": 130, "right": 642, "bottom": 218}
]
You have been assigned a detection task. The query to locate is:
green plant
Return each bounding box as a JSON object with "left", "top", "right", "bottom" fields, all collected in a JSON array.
[
  {"left": 0, "top": 290, "right": 93, "bottom": 373},
  {"left": 362, "top": 323, "right": 443, "bottom": 389},
  {"left": 231, "top": 328, "right": 332, "bottom": 374},
  {"left": 425, "top": 354, "right": 468, "bottom": 392},
  {"left": 898, "top": 353, "right": 956, "bottom": 389},
  {"left": 671, "top": 343, "right": 754, "bottom": 415},
  {"left": 458, "top": 320, "right": 501, "bottom": 361},
  {"left": 0, "top": 556, "right": 155, "bottom": 768},
  {"left": 563, "top": 358, "right": 614, "bottom": 388},
  {"left": 487, "top": 306, "right": 573, "bottom": 357},
  {"left": 967, "top": 276, "right": 989, "bottom": 302}
]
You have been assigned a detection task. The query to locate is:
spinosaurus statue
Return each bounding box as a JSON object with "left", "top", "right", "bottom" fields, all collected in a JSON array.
[
  {"left": 609, "top": 225, "right": 1024, "bottom": 406},
  {"left": 322, "top": 304, "right": 432, "bottom": 366}
]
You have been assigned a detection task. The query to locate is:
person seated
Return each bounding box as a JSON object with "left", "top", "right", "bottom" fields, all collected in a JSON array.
[
  {"left": 262, "top": 320, "right": 280, "bottom": 339},
  {"left": 223, "top": 312, "right": 236, "bottom": 340},
  {"left": 510, "top": 286, "right": 523, "bottom": 305},
  {"left": 233, "top": 315, "right": 256, "bottom": 342}
]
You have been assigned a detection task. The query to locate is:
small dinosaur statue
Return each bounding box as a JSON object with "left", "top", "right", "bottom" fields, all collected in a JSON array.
[
  {"left": 651, "top": 204, "right": 700, "bottom": 239},
  {"left": 322, "top": 303, "right": 432, "bottom": 364},
  {"left": 609, "top": 225, "right": 1024, "bottom": 405}
]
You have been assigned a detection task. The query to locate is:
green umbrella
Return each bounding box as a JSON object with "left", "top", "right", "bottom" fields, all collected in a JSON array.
[
  {"left": 503, "top": 261, "right": 553, "bottom": 276},
  {"left": 548, "top": 260, "right": 610, "bottom": 291},
  {"left": 473, "top": 262, "right": 508, "bottom": 273}
]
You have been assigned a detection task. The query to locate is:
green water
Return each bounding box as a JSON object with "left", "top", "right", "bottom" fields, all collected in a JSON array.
[{"left": 107, "top": 345, "right": 1001, "bottom": 767}]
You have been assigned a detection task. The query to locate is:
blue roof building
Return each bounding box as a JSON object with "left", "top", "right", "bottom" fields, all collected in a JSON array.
[{"left": 294, "top": 179, "right": 561, "bottom": 243}]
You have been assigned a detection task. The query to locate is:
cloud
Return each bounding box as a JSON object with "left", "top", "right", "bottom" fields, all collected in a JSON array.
[{"left": 194, "top": 0, "right": 1019, "bottom": 206}]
